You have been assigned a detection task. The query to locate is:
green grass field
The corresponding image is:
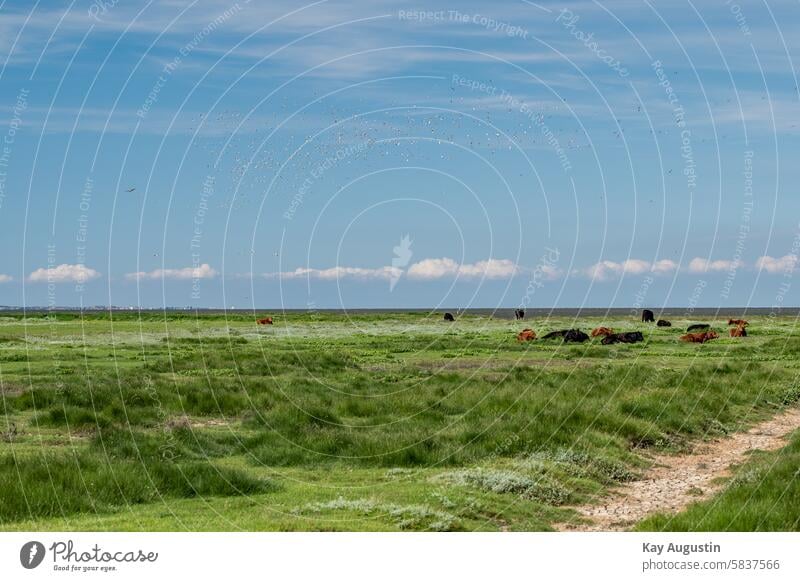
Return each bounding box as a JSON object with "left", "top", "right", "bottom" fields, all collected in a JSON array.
[{"left": 0, "top": 311, "right": 798, "bottom": 531}]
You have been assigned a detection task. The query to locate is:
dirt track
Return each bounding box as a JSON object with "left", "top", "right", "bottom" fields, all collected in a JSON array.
[{"left": 558, "top": 406, "right": 800, "bottom": 531}]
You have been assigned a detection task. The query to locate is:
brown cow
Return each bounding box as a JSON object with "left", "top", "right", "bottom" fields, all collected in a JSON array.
[
  {"left": 257, "top": 317, "right": 273, "bottom": 325},
  {"left": 590, "top": 327, "right": 614, "bottom": 338},
  {"left": 517, "top": 329, "right": 536, "bottom": 342},
  {"left": 730, "top": 326, "right": 747, "bottom": 337},
  {"left": 680, "top": 331, "right": 719, "bottom": 343},
  {"left": 728, "top": 319, "right": 748, "bottom": 327}
]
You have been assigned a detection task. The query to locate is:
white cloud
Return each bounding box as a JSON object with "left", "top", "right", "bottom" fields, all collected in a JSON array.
[
  {"left": 0, "top": 274, "right": 12, "bottom": 283},
  {"left": 406, "top": 258, "right": 519, "bottom": 280},
  {"left": 405, "top": 258, "right": 459, "bottom": 279},
  {"left": 578, "top": 258, "right": 676, "bottom": 281},
  {"left": 688, "top": 257, "right": 736, "bottom": 273},
  {"left": 620, "top": 259, "right": 656, "bottom": 275},
  {"left": 651, "top": 259, "right": 679, "bottom": 274},
  {"left": 535, "top": 264, "right": 564, "bottom": 281},
  {"left": 756, "top": 255, "right": 798, "bottom": 274},
  {"left": 28, "top": 264, "right": 100, "bottom": 283},
  {"left": 265, "top": 266, "right": 403, "bottom": 281},
  {"left": 264, "top": 258, "right": 519, "bottom": 282},
  {"left": 126, "top": 264, "right": 217, "bottom": 281},
  {"left": 579, "top": 261, "right": 622, "bottom": 281}
]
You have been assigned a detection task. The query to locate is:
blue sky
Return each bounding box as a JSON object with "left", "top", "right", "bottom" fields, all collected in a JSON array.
[{"left": 0, "top": 0, "right": 799, "bottom": 308}]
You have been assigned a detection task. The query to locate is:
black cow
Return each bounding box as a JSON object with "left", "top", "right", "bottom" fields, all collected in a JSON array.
[
  {"left": 541, "top": 329, "right": 569, "bottom": 340},
  {"left": 601, "top": 331, "right": 644, "bottom": 345},
  {"left": 656, "top": 319, "right": 672, "bottom": 327},
  {"left": 687, "top": 323, "right": 710, "bottom": 332},
  {"left": 542, "top": 329, "right": 589, "bottom": 343},
  {"left": 514, "top": 309, "right": 525, "bottom": 320},
  {"left": 443, "top": 312, "right": 455, "bottom": 322},
  {"left": 564, "top": 329, "right": 590, "bottom": 343},
  {"left": 641, "top": 309, "right": 655, "bottom": 323}
]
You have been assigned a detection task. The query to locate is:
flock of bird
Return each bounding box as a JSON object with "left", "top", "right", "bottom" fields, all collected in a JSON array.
[{"left": 115, "top": 78, "right": 779, "bottom": 297}]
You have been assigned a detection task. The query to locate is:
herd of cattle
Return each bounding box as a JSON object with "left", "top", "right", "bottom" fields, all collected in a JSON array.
[
  {"left": 442, "top": 308, "right": 749, "bottom": 345},
  {"left": 254, "top": 310, "right": 750, "bottom": 345}
]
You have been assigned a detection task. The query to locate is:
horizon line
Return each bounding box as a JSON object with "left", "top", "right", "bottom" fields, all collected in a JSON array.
[{"left": 2, "top": 306, "right": 797, "bottom": 313}]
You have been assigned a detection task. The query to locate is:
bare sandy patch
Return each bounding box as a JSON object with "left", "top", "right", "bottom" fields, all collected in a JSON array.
[{"left": 558, "top": 406, "right": 800, "bottom": 531}]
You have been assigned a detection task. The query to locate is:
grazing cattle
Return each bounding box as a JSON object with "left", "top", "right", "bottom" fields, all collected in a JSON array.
[
  {"left": 591, "top": 327, "right": 614, "bottom": 338},
  {"left": 542, "top": 330, "right": 568, "bottom": 340},
  {"left": 728, "top": 319, "right": 748, "bottom": 327},
  {"left": 680, "top": 331, "right": 719, "bottom": 343},
  {"left": 657, "top": 319, "right": 672, "bottom": 327},
  {"left": 601, "top": 331, "right": 644, "bottom": 345},
  {"left": 730, "top": 326, "right": 747, "bottom": 338},
  {"left": 563, "top": 329, "right": 589, "bottom": 343},
  {"left": 256, "top": 317, "right": 273, "bottom": 325},
  {"left": 517, "top": 329, "right": 536, "bottom": 342},
  {"left": 542, "top": 329, "right": 589, "bottom": 343},
  {"left": 641, "top": 309, "right": 655, "bottom": 323},
  {"left": 687, "top": 323, "right": 710, "bottom": 332},
  {"left": 514, "top": 309, "right": 525, "bottom": 320},
  {"left": 443, "top": 312, "right": 455, "bottom": 322}
]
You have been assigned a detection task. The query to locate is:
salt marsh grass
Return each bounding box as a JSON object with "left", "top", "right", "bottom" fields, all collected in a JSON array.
[{"left": 0, "top": 311, "right": 798, "bottom": 530}]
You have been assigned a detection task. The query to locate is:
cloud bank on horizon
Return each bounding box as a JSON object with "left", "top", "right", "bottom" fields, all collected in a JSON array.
[{"left": 258, "top": 255, "right": 795, "bottom": 283}]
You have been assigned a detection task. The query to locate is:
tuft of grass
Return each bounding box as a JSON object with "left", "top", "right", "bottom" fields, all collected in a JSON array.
[
  {"left": 37, "top": 406, "right": 111, "bottom": 430},
  {"left": 0, "top": 452, "right": 278, "bottom": 523},
  {"left": 780, "top": 382, "right": 800, "bottom": 405}
]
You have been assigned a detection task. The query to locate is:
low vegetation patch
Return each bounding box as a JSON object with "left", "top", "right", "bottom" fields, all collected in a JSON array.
[
  {"left": 440, "top": 468, "right": 571, "bottom": 505},
  {"left": 294, "top": 497, "right": 459, "bottom": 531}
]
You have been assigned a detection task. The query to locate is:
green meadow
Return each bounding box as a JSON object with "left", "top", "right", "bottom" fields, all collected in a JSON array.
[{"left": 0, "top": 311, "right": 798, "bottom": 531}]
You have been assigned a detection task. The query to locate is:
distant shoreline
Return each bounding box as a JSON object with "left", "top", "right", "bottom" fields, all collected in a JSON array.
[{"left": 2, "top": 307, "right": 798, "bottom": 318}]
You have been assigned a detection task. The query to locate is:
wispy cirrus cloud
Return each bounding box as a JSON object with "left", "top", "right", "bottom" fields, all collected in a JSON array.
[
  {"left": 126, "top": 264, "right": 217, "bottom": 281},
  {"left": 28, "top": 264, "right": 100, "bottom": 283}
]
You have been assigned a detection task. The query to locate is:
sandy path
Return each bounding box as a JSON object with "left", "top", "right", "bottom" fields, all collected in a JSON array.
[{"left": 557, "top": 406, "right": 800, "bottom": 531}]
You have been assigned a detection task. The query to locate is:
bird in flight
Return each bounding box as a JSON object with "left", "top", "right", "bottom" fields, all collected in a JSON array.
[{"left": 125, "top": 187, "right": 136, "bottom": 192}]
